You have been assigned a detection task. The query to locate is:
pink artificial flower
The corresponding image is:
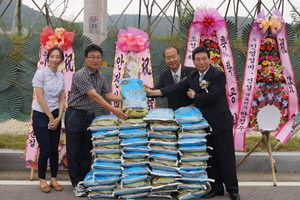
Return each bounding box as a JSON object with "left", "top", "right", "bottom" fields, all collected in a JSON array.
[{"left": 191, "top": 8, "right": 225, "bottom": 36}]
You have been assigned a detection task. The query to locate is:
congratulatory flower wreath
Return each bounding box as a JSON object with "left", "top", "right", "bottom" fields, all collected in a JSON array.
[
  {"left": 40, "top": 26, "right": 74, "bottom": 50},
  {"left": 249, "top": 11, "right": 288, "bottom": 130},
  {"left": 192, "top": 8, "right": 225, "bottom": 72}
]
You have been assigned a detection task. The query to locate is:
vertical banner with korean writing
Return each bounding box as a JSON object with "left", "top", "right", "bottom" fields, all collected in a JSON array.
[
  {"left": 184, "top": 8, "right": 239, "bottom": 128},
  {"left": 111, "top": 27, "right": 155, "bottom": 109},
  {"left": 24, "top": 27, "right": 75, "bottom": 169},
  {"left": 235, "top": 10, "right": 298, "bottom": 150}
]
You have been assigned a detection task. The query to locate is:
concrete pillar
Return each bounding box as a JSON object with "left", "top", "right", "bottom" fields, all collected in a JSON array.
[{"left": 83, "top": 0, "right": 107, "bottom": 45}]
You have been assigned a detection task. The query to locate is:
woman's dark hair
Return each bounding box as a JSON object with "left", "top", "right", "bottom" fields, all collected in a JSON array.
[
  {"left": 47, "top": 47, "right": 64, "bottom": 61},
  {"left": 192, "top": 46, "right": 210, "bottom": 60},
  {"left": 84, "top": 44, "right": 103, "bottom": 57}
]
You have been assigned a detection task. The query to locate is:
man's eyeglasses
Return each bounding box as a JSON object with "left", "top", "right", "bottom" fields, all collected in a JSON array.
[{"left": 87, "top": 56, "right": 102, "bottom": 60}]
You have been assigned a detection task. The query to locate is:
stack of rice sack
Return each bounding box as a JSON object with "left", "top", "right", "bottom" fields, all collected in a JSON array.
[
  {"left": 144, "top": 108, "right": 181, "bottom": 199},
  {"left": 84, "top": 114, "right": 122, "bottom": 199},
  {"left": 113, "top": 78, "right": 152, "bottom": 198},
  {"left": 174, "top": 107, "right": 214, "bottom": 200}
]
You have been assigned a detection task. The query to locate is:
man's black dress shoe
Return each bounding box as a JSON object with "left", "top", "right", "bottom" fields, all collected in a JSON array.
[
  {"left": 230, "top": 194, "right": 240, "bottom": 200},
  {"left": 202, "top": 191, "right": 224, "bottom": 198}
]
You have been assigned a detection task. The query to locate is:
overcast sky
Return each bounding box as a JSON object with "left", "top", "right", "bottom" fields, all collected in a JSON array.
[{"left": 21, "top": 0, "right": 300, "bottom": 23}]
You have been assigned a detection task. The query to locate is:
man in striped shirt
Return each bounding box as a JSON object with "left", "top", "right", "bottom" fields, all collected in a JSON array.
[{"left": 65, "top": 44, "right": 128, "bottom": 197}]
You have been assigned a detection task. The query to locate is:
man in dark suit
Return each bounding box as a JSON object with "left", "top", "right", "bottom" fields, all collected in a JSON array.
[
  {"left": 155, "top": 47, "right": 196, "bottom": 110},
  {"left": 145, "top": 46, "right": 240, "bottom": 200}
]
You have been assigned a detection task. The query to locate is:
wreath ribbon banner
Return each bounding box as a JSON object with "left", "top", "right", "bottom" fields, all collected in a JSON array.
[
  {"left": 274, "top": 18, "right": 299, "bottom": 143},
  {"left": 111, "top": 27, "right": 155, "bottom": 109},
  {"left": 25, "top": 27, "right": 75, "bottom": 169},
  {"left": 234, "top": 10, "right": 299, "bottom": 151},
  {"left": 184, "top": 8, "right": 239, "bottom": 136}
]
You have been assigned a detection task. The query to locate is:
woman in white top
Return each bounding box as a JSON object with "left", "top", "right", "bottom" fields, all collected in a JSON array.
[{"left": 32, "top": 47, "right": 65, "bottom": 193}]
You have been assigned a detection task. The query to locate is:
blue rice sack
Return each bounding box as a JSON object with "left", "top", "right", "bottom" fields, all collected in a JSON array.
[
  {"left": 148, "top": 182, "right": 182, "bottom": 199},
  {"left": 179, "top": 150, "right": 209, "bottom": 158},
  {"left": 180, "top": 119, "right": 209, "bottom": 131},
  {"left": 92, "top": 129, "right": 119, "bottom": 140},
  {"left": 149, "top": 152, "right": 178, "bottom": 161},
  {"left": 119, "top": 132, "right": 147, "bottom": 139},
  {"left": 89, "top": 115, "right": 118, "bottom": 131},
  {"left": 120, "top": 180, "right": 150, "bottom": 189},
  {"left": 93, "top": 139, "right": 120, "bottom": 146},
  {"left": 151, "top": 176, "right": 177, "bottom": 187},
  {"left": 122, "top": 150, "right": 149, "bottom": 158},
  {"left": 122, "top": 144, "right": 150, "bottom": 151},
  {"left": 175, "top": 107, "right": 203, "bottom": 123},
  {"left": 150, "top": 158, "right": 178, "bottom": 167},
  {"left": 120, "top": 136, "right": 148, "bottom": 146},
  {"left": 150, "top": 137, "right": 177, "bottom": 143},
  {"left": 175, "top": 172, "right": 213, "bottom": 183},
  {"left": 179, "top": 144, "right": 207, "bottom": 152},
  {"left": 94, "top": 153, "right": 121, "bottom": 160},
  {"left": 150, "top": 164, "right": 181, "bottom": 177},
  {"left": 121, "top": 174, "right": 149, "bottom": 184},
  {"left": 122, "top": 157, "right": 149, "bottom": 165},
  {"left": 124, "top": 108, "right": 148, "bottom": 118},
  {"left": 178, "top": 184, "right": 207, "bottom": 190},
  {"left": 119, "top": 127, "right": 147, "bottom": 138},
  {"left": 178, "top": 191, "right": 206, "bottom": 200},
  {"left": 178, "top": 138, "right": 207, "bottom": 145},
  {"left": 119, "top": 118, "right": 147, "bottom": 129},
  {"left": 180, "top": 156, "right": 210, "bottom": 162},
  {"left": 83, "top": 171, "right": 101, "bottom": 187},
  {"left": 179, "top": 166, "right": 208, "bottom": 172},
  {"left": 178, "top": 131, "right": 207, "bottom": 139},
  {"left": 119, "top": 192, "right": 149, "bottom": 199},
  {"left": 151, "top": 182, "right": 182, "bottom": 190},
  {"left": 143, "top": 108, "right": 174, "bottom": 122},
  {"left": 150, "top": 148, "right": 178, "bottom": 156},
  {"left": 93, "top": 140, "right": 120, "bottom": 150},
  {"left": 94, "top": 174, "right": 121, "bottom": 185},
  {"left": 122, "top": 165, "right": 150, "bottom": 175},
  {"left": 93, "top": 168, "right": 122, "bottom": 176},
  {"left": 120, "top": 78, "right": 147, "bottom": 109},
  {"left": 113, "top": 186, "right": 152, "bottom": 196},
  {"left": 150, "top": 121, "right": 179, "bottom": 131},
  {"left": 148, "top": 131, "right": 177, "bottom": 139},
  {"left": 178, "top": 168, "right": 207, "bottom": 177},
  {"left": 92, "top": 160, "right": 122, "bottom": 170},
  {"left": 179, "top": 160, "right": 208, "bottom": 168}
]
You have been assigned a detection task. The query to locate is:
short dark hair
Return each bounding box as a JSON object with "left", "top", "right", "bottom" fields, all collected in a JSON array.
[
  {"left": 192, "top": 46, "right": 210, "bottom": 60},
  {"left": 47, "top": 47, "right": 64, "bottom": 61},
  {"left": 163, "top": 46, "right": 180, "bottom": 58},
  {"left": 84, "top": 44, "right": 103, "bottom": 57}
]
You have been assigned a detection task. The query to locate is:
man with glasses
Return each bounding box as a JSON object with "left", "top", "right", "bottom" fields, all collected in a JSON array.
[
  {"left": 154, "top": 47, "right": 196, "bottom": 110},
  {"left": 65, "top": 44, "right": 128, "bottom": 197}
]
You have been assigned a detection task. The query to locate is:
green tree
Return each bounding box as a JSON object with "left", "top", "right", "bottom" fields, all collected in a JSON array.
[
  {"left": 0, "top": 18, "right": 7, "bottom": 31},
  {"left": 291, "top": 7, "right": 300, "bottom": 40}
]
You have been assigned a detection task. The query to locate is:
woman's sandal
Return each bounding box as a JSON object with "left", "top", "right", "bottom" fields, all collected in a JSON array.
[
  {"left": 50, "top": 183, "right": 63, "bottom": 191},
  {"left": 40, "top": 184, "right": 51, "bottom": 193}
]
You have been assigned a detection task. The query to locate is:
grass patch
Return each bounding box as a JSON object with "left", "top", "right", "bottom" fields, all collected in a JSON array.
[
  {"left": 0, "top": 134, "right": 299, "bottom": 151},
  {"left": 244, "top": 136, "right": 300, "bottom": 152},
  {"left": 0, "top": 134, "right": 27, "bottom": 149}
]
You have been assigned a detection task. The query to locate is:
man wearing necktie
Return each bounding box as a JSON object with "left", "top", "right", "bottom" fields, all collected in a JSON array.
[
  {"left": 154, "top": 47, "right": 196, "bottom": 110},
  {"left": 144, "top": 46, "right": 240, "bottom": 200}
]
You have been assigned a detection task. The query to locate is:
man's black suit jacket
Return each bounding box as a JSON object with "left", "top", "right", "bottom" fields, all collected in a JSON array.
[
  {"left": 155, "top": 66, "right": 196, "bottom": 110},
  {"left": 160, "top": 66, "right": 233, "bottom": 135}
]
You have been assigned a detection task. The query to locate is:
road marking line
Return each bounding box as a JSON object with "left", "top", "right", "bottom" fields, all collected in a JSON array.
[
  {"left": 0, "top": 181, "right": 300, "bottom": 186},
  {"left": 0, "top": 181, "right": 72, "bottom": 185}
]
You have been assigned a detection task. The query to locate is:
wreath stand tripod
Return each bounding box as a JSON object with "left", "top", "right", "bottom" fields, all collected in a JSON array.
[{"left": 236, "top": 130, "right": 277, "bottom": 186}]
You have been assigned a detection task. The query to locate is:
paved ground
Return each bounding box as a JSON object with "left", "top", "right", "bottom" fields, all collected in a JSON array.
[{"left": 1, "top": 150, "right": 300, "bottom": 200}]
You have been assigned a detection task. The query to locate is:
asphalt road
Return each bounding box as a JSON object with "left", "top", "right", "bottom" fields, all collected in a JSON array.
[{"left": 1, "top": 150, "right": 300, "bottom": 200}]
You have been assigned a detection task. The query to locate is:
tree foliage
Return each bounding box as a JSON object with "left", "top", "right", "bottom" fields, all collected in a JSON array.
[{"left": 291, "top": 7, "right": 300, "bottom": 40}]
